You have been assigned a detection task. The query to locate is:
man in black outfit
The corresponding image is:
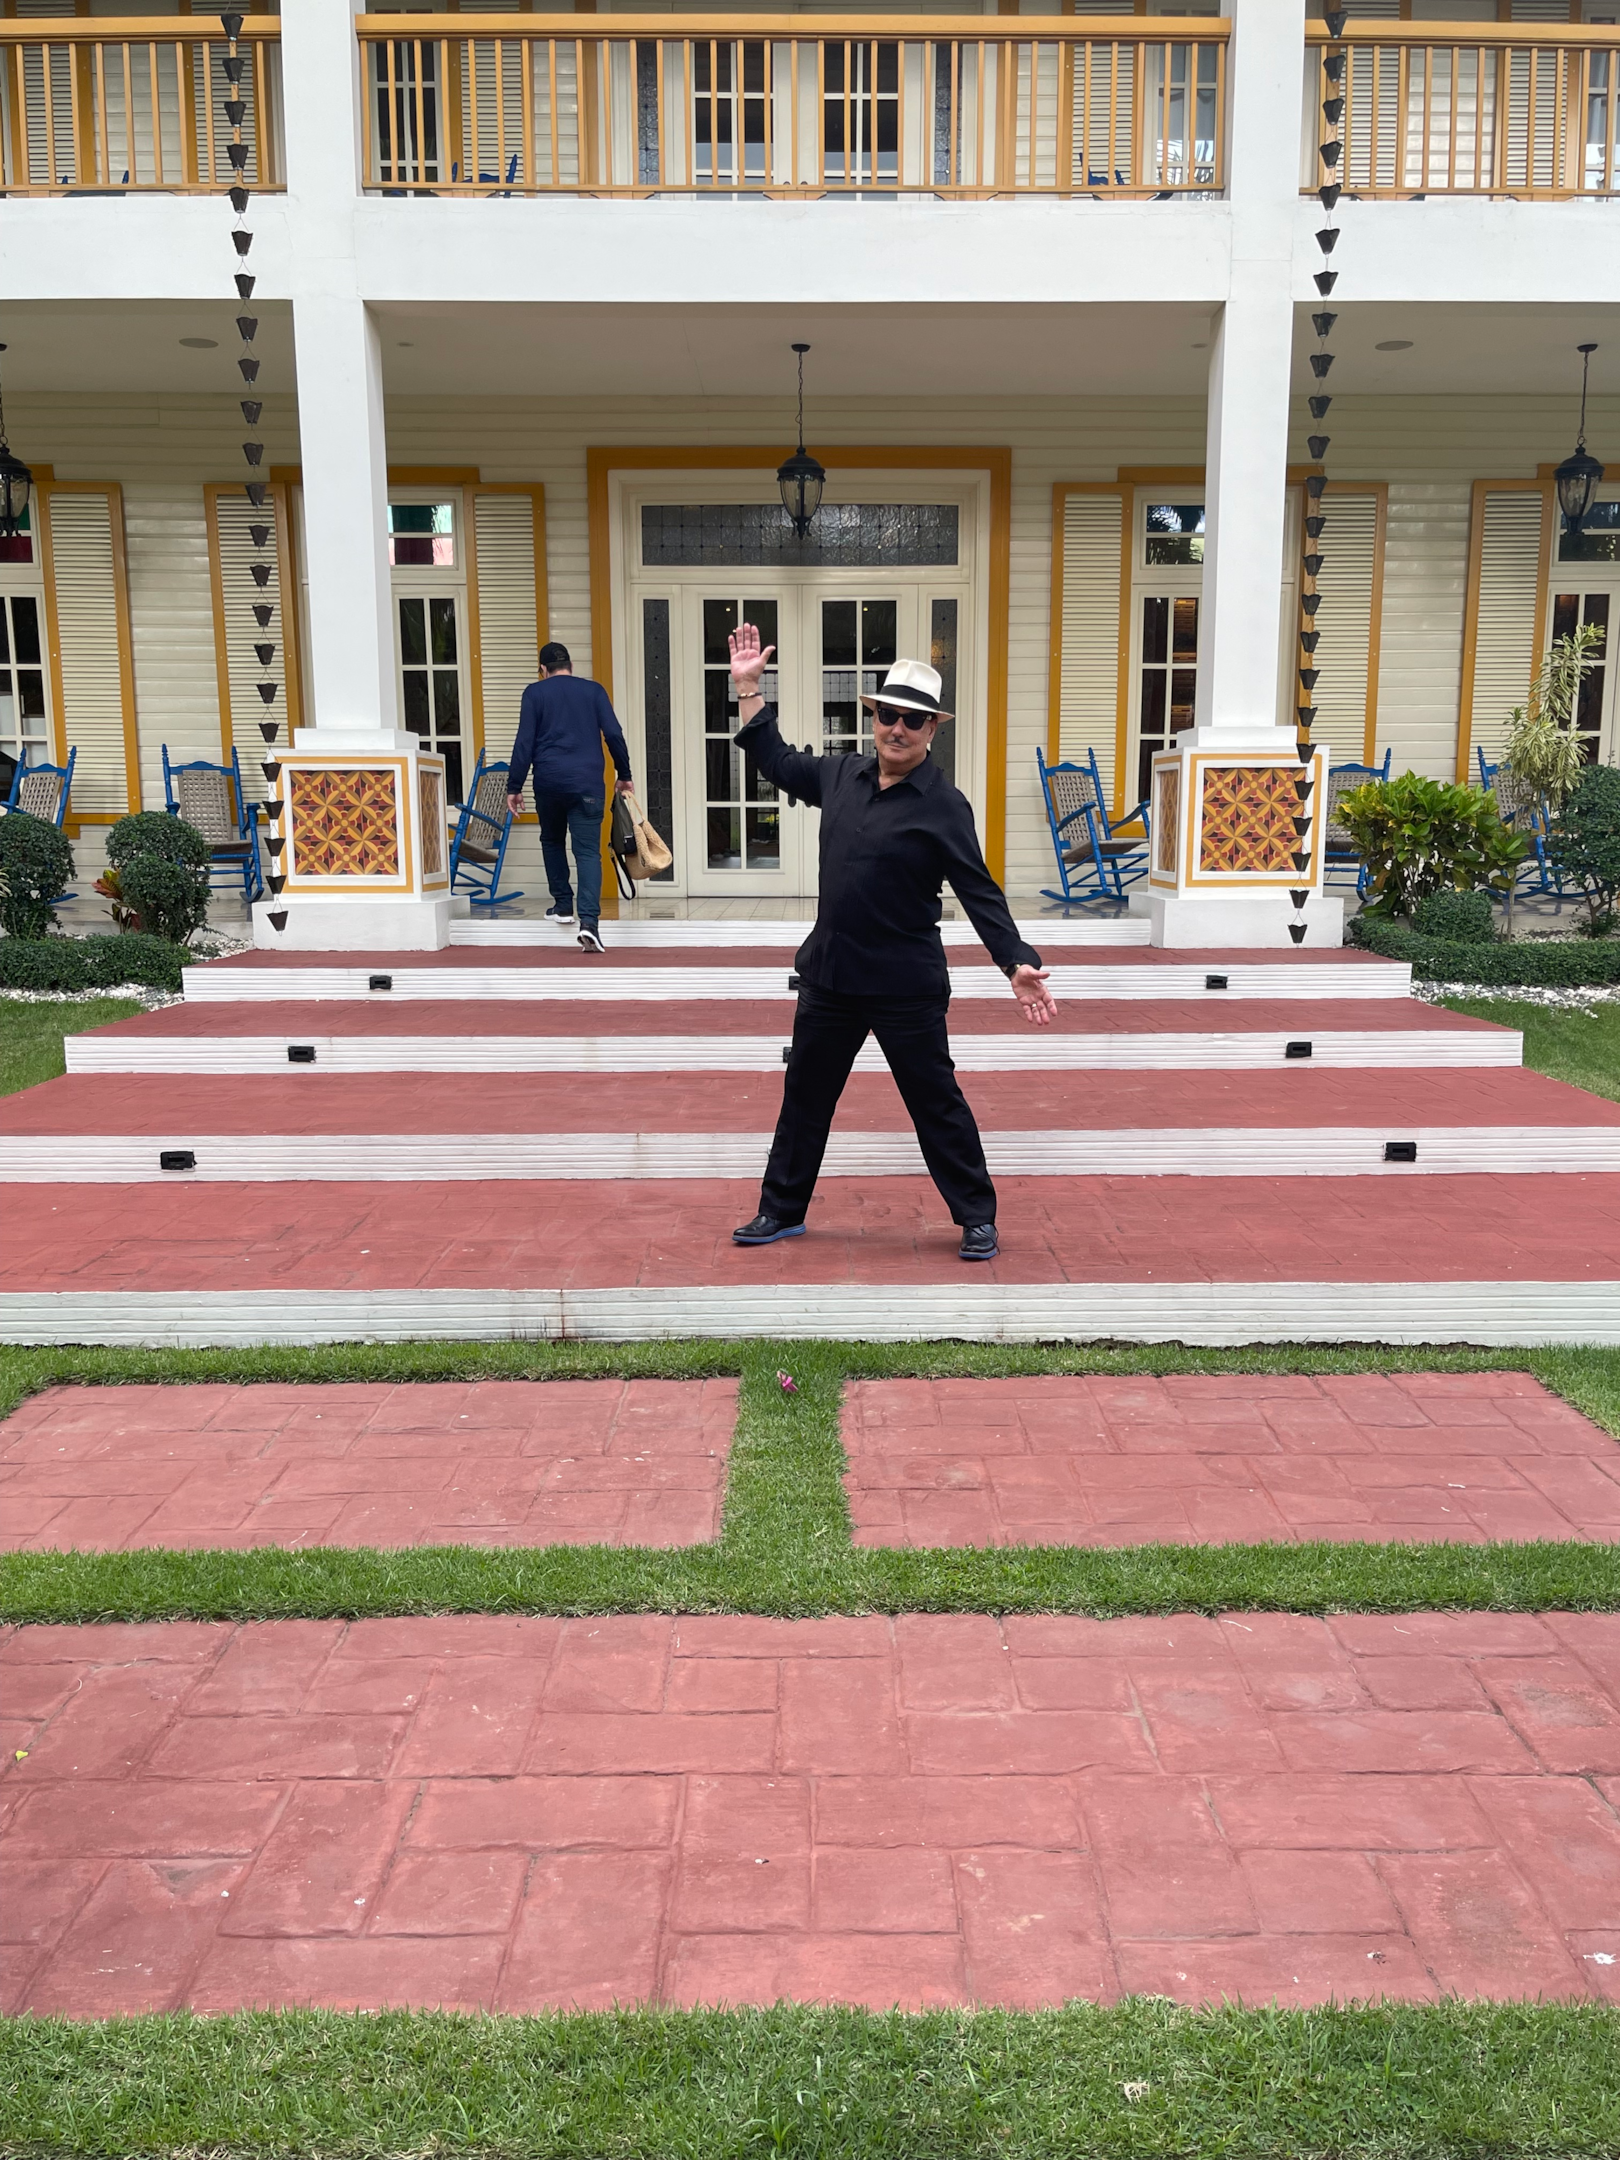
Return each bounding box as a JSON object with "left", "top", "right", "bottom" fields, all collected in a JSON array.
[{"left": 727, "top": 621, "right": 1056, "bottom": 1263}]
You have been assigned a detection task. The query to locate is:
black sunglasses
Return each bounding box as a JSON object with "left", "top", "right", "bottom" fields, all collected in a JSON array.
[{"left": 874, "top": 704, "right": 936, "bottom": 732}]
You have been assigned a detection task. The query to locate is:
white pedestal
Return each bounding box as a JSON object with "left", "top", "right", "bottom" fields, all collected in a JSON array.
[
  {"left": 252, "top": 895, "right": 454, "bottom": 951},
  {"left": 1149, "top": 892, "right": 1345, "bottom": 949}
]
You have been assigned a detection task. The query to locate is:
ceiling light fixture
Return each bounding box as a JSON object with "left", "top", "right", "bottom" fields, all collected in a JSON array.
[
  {"left": 0, "top": 344, "right": 33, "bottom": 543},
  {"left": 1374, "top": 339, "right": 1413, "bottom": 352},
  {"left": 1555, "top": 342, "right": 1604, "bottom": 536},
  {"left": 179, "top": 336, "right": 220, "bottom": 349},
  {"left": 777, "top": 342, "right": 825, "bottom": 540}
]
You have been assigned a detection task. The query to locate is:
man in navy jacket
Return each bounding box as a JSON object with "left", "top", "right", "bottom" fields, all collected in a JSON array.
[{"left": 506, "top": 642, "right": 633, "bottom": 951}]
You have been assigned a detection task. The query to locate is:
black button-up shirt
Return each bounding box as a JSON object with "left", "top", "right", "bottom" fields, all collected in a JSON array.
[{"left": 734, "top": 704, "right": 1041, "bottom": 999}]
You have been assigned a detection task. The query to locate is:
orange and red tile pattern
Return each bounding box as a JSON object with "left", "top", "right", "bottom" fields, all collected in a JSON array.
[
  {"left": 288, "top": 766, "right": 400, "bottom": 879},
  {"left": 1198, "top": 763, "right": 1299, "bottom": 876}
]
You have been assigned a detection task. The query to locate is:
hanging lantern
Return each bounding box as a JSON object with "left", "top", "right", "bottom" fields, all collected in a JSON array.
[
  {"left": 1555, "top": 343, "right": 1604, "bottom": 536},
  {"left": 776, "top": 342, "right": 826, "bottom": 540},
  {"left": 0, "top": 345, "right": 33, "bottom": 543}
]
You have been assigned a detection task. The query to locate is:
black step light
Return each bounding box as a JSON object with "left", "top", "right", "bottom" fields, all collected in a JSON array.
[
  {"left": 369, "top": 974, "right": 393, "bottom": 992},
  {"left": 777, "top": 343, "right": 825, "bottom": 540},
  {"left": 1555, "top": 342, "right": 1604, "bottom": 536},
  {"left": 1204, "top": 974, "right": 1228, "bottom": 991},
  {"left": 159, "top": 1149, "right": 197, "bottom": 1171},
  {"left": 287, "top": 1044, "right": 316, "bottom": 1064},
  {"left": 1384, "top": 1140, "right": 1418, "bottom": 1163}
]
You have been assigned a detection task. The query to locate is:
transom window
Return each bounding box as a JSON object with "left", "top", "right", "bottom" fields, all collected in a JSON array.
[
  {"left": 641, "top": 503, "right": 959, "bottom": 569},
  {"left": 1558, "top": 499, "right": 1620, "bottom": 563},
  {"left": 1144, "top": 502, "right": 1206, "bottom": 566},
  {"left": 0, "top": 505, "right": 33, "bottom": 568},
  {"left": 388, "top": 501, "right": 456, "bottom": 569}
]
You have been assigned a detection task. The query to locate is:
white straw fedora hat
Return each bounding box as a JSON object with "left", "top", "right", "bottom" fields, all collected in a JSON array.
[{"left": 859, "top": 658, "right": 953, "bottom": 720}]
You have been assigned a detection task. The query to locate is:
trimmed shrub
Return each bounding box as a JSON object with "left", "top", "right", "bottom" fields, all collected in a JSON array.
[
  {"left": 1350, "top": 914, "right": 1620, "bottom": 986},
  {"left": 0, "top": 933, "right": 185, "bottom": 993},
  {"left": 1547, "top": 763, "right": 1620, "bottom": 933},
  {"left": 0, "top": 811, "right": 74, "bottom": 940},
  {"left": 1412, "top": 888, "right": 1496, "bottom": 944},
  {"left": 105, "top": 811, "right": 208, "bottom": 871},
  {"left": 1335, "top": 773, "right": 1525, "bottom": 919},
  {"left": 119, "top": 854, "right": 211, "bottom": 945}
]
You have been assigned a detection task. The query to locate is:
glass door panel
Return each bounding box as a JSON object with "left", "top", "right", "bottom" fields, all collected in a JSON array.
[
  {"left": 1136, "top": 593, "right": 1198, "bottom": 805},
  {"left": 397, "top": 592, "right": 467, "bottom": 801},
  {"left": 703, "top": 595, "right": 781, "bottom": 870},
  {"left": 0, "top": 594, "right": 49, "bottom": 786},
  {"left": 1550, "top": 589, "right": 1615, "bottom": 764},
  {"left": 820, "top": 596, "right": 897, "bottom": 756}
]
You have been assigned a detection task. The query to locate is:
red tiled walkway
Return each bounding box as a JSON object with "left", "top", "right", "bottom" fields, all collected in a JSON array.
[
  {"left": 0, "top": 1381, "right": 737, "bottom": 1552},
  {"left": 843, "top": 1373, "right": 1620, "bottom": 1548},
  {"left": 5, "top": 1612, "right": 1620, "bottom": 2015}
]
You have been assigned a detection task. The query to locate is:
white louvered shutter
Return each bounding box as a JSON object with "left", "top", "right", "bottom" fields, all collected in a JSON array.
[
  {"left": 1309, "top": 490, "right": 1381, "bottom": 767},
  {"left": 473, "top": 491, "right": 541, "bottom": 765},
  {"left": 1467, "top": 490, "right": 1547, "bottom": 771},
  {"left": 1056, "top": 492, "right": 1124, "bottom": 804},
  {"left": 44, "top": 488, "right": 135, "bottom": 818},
  {"left": 212, "top": 487, "right": 290, "bottom": 803}
]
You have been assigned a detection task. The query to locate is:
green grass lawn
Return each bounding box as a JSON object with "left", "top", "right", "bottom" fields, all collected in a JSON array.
[
  {"left": 6, "top": 1999, "right": 1619, "bottom": 2160},
  {"left": 0, "top": 995, "right": 143, "bottom": 1097},
  {"left": 1438, "top": 994, "right": 1620, "bottom": 1103}
]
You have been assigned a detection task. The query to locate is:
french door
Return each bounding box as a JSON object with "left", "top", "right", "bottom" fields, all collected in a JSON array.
[
  {"left": 1549, "top": 585, "right": 1619, "bottom": 766},
  {"left": 679, "top": 585, "right": 948, "bottom": 897}
]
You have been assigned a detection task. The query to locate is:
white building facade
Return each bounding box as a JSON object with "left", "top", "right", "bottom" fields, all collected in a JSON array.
[{"left": 2, "top": 0, "right": 1617, "bottom": 946}]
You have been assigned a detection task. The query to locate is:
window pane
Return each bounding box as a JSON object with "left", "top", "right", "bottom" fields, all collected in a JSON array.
[
  {"left": 703, "top": 598, "right": 738, "bottom": 664},
  {"left": 745, "top": 807, "right": 780, "bottom": 866},
  {"left": 442, "top": 745, "right": 464, "bottom": 803},
  {"left": 1139, "top": 671, "right": 1166, "bottom": 733},
  {"left": 18, "top": 670, "right": 45, "bottom": 720},
  {"left": 1172, "top": 597, "right": 1199, "bottom": 660},
  {"left": 11, "top": 597, "right": 40, "bottom": 666},
  {"left": 0, "top": 607, "right": 8, "bottom": 666},
  {"left": 704, "top": 671, "right": 734, "bottom": 734},
  {"left": 429, "top": 597, "right": 458, "bottom": 664},
  {"left": 707, "top": 805, "right": 741, "bottom": 867},
  {"left": 398, "top": 598, "right": 427, "bottom": 666},
  {"left": 1141, "top": 595, "right": 1169, "bottom": 666},
  {"left": 861, "top": 599, "right": 897, "bottom": 667},
  {"left": 431, "top": 669, "right": 461, "bottom": 729},
  {"left": 402, "top": 672, "right": 430, "bottom": 732},
  {"left": 1553, "top": 592, "right": 1581, "bottom": 642},
  {"left": 706, "top": 738, "right": 736, "bottom": 800},
  {"left": 745, "top": 599, "right": 778, "bottom": 652},
  {"left": 388, "top": 501, "right": 455, "bottom": 568},
  {"left": 1558, "top": 499, "right": 1620, "bottom": 562},
  {"left": 1584, "top": 591, "right": 1611, "bottom": 647},
  {"left": 929, "top": 597, "right": 958, "bottom": 790},
  {"left": 1144, "top": 502, "right": 1205, "bottom": 565},
  {"left": 1170, "top": 671, "right": 1198, "bottom": 730},
  {"left": 641, "top": 597, "right": 675, "bottom": 883},
  {"left": 822, "top": 600, "right": 857, "bottom": 666}
]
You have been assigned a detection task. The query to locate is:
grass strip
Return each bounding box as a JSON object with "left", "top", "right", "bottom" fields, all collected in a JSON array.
[
  {"left": 1438, "top": 993, "right": 1620, "bottom": 1104},
  {"left": 0, "top": 996, "right": 143, "bottom": 1097},
  {"left": 3, "top": 1340, "right": 1618, "bottom": 1624},
  {"left": 2, "top": 2000, "right": 1617, "bottom": 2160}
]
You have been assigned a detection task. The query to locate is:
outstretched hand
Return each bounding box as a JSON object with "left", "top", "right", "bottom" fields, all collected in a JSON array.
[
  {"left": 729, "top": 622, "right": 777, "bottom": 698},
  {"left": 1010, "top": 964, "right": 1057, "bottom": 1027}
]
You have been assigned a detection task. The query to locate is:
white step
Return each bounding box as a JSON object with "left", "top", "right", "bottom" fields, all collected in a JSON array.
[
  {"left": 450, "top": 917, "right": 1153, "bottom": 948},
  {"left": 6, "top": 1124, "right": 1611, "bottom": 1182},
  {"left": 182, "top": 961, "right": 1414, "bottom": 1004},
  {"left": 66, "top": 1026, "right": 1521, "bottom": 1076}
]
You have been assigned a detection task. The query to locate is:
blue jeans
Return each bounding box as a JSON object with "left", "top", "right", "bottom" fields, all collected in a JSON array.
[{"left": 536, "top": 790, "right": 604, "bottom": 925}]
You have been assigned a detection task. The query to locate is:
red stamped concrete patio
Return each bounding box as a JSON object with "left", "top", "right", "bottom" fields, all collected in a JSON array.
[
  {"left": 0, "top": 1380, "right": 738, "bottom": 1552},
  {"left": 5, "top": 1611, "right": 1620, "bottom": 2016},
  {"left": 842, "top": 1374, "right": 1620, "bottom": 1548}
]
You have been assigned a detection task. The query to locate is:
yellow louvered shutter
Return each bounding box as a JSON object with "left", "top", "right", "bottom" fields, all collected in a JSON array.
[
  {"left": 206, "top": 483, "right": 297, "bottom": 803},
  {"left": 471, "top": 488, "right": 544, "bottom": 767},
  {"left": 1463, "top": 486, "right": 1549, "bottom": 776},
  {"left": 40, "top": 484, "right": 138, "bottom": 819},
  {"left": 1308, "top": 488, "right": 1384, "bottom": 767},
  {"left": 1054, "top": 489, "right": 1124, "bottom": 804}
]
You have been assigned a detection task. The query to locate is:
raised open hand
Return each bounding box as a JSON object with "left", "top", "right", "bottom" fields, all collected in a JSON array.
[{"left": 729, "top": 622, "right": 777, "bottom": 695}]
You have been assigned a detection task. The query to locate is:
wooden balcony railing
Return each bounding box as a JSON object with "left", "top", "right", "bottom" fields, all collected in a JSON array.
[
  {"left": 0, "top": 15, "right": 281, "bottom": 195},
  {"left": 356, "top": 13, "right": 1227, "bottom": 198},
  {"left": 1307, "top": 19, "right": 1620, "bottom": 198}
]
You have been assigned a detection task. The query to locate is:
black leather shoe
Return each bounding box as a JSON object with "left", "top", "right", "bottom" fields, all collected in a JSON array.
[
  {"left": 733, "top": 1213, "right": 806, "bottom": 1246},
  {"left": 959, "top": 1223, "right": 999, "bottom": 1262}
]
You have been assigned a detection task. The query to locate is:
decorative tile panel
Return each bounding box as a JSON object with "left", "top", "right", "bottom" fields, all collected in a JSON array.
[
  {"left": 1198, "top": 764, "right": 1298, "bottom": 876},
  {"left": 1155, "top": 764, "right": 1180, "bottom": 877},
  {"left": 288, "top": 767, "right": 400, "bottom": 879},
  {"left": 420, "top": 765, "right": 444, "bottom": 878}
]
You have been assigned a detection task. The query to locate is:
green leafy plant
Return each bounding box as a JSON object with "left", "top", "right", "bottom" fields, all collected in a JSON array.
[
  {"left": 1547, "top": 762, "right": 1620, "bottom": 934},
  {"left": 1501, "top": 621, "right": 1606, "bottom": 809},
  {"left": 1335, "top": 772, "right": 1525, "bottom": 921},
  {"left": 105, "top": 810, "right": 208, "bottom": 872},
  {"left": 0, "top": 810, "right": 74, "bottom": 939},
  {"left": 1411, "top": 888, "right": 1495, "bottom": 944},
  {"left": 103, "top": 810, "right": 210, "bottom": 943},
  {"left": 1350, "top": 914, "right": 1620, "bottom": 985},
  {"left": 0, "top": 933, "right": 185, "bottom": 993},
  {"left": 118, "top": 853, "right": 211, "bottom": 945}
]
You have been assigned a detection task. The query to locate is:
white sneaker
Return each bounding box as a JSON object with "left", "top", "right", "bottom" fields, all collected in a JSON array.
[
  {"left": 577, "top": 924, "right": 605, "bottom": 953},
  {"left": 545, "top": 904, "right": 576, "bottom": 925}
]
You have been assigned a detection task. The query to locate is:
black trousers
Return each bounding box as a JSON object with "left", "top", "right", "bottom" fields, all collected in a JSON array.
[{"left": 760, "top": 982, "right": 997, "bottom": 1229}]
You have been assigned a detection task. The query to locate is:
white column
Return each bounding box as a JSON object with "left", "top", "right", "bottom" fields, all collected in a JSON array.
[
  {"left": 1144, "top": 0, "right": 1342, "bottom": 948},
  {"left": 250, "top": 0, "right": 456, "bottom": 948}
]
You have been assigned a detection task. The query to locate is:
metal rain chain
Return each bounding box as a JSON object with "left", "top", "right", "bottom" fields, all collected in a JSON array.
[
  {"left": 1292, "top": 4, "right": 1349, "bottom": 946},
  {"left": 219, "top": 12, "right": 287, "bottom": 932}
]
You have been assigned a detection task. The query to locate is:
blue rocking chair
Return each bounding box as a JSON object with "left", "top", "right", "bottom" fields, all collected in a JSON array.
[
  {"left": 162, "top": 745, "right": 264, "bottom": 905},
  {"left": 1478, "top": 747, "right": 1565, "bottom": 898},
  {"left": 4, "top": 745, "right": 75, "bottom": 827},
  {"left": 1036, "top": 745, "right": 1150, "bottom": 906},
  {"left": 449, "top": 749, "right": 524, "bottom": 908}
]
